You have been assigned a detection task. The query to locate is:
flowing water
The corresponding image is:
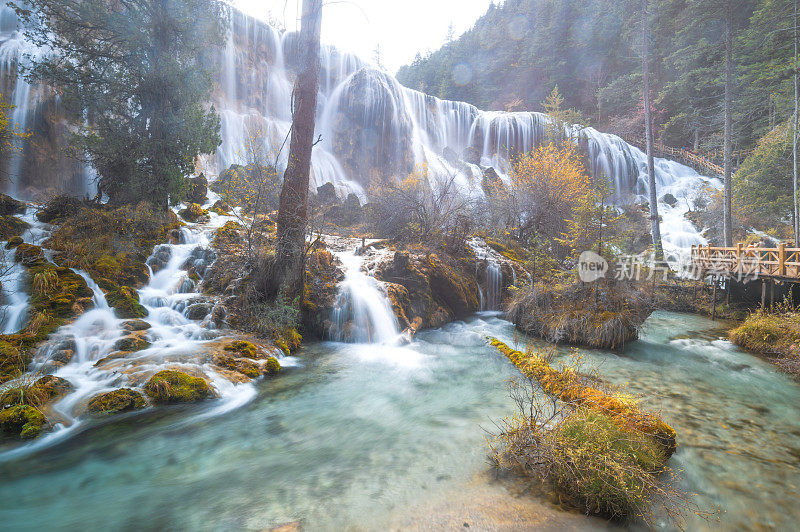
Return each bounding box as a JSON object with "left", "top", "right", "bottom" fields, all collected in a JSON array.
[{"left": 1, "top": 311, "right": 798, "bottom": 530}]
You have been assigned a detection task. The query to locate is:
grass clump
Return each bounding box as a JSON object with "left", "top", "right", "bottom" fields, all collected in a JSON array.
[
  {"left": 729, "top": 300, "right": 800, "bottom": 378},
  {"left": 143, "top": 370, "right": 211, "bottom": 404},
  {"left": 489, "top": 344, "right": 704, "bottom": 526},
  {"left": 264, "top": 356, "right": 280, "bottom": 376}
]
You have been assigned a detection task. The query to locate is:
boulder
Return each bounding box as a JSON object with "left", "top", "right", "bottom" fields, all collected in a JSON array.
[
  {"left": 87, "top": 388, "right": 147, "bottom": 414},
  {"left": 178, "top": 203, "right": 210, "bottom": 223},
  {"left": 0, "top": 404, "right": 45, "bottom": 439},
  {"left": 113, "top": 335, "right": 151, "bottom": 352},
  {"left": 264, "top": 356, "right": 281, "bottom": 376},
  {"left": 209, "top": 200, "right": 231, "bottom": 215},
  {"left": 5, "top": 235, "right": 23, "bottom": 249},
  {"left": 143, "top": 370, "right": 211, "bottom": 404},
  {"left": 223, "top": 340, "right": 258, "bottom": 358},
  {"left": 213, "top": 355, "right": 261, "bottom": 379},
  {"left": 0, "top": 193, "right": 25, "bottom": 216},
  {"left": 0, "top": 215, "right": 30, "bottom": 240},
  {"left": 463, "top": 146, "right": 481, "bottom": 165},
  {"left": 316, "top": 182, "right": 338, "bottom": 205},
  {"left": 660, "top": 193, "right": 678, "bottom": 207},
  {"left": 122, "top": 319, "right": 151, "bottom": 332},
  {"left": 185, "top": 302, "right": 212, "bottom": 321},
  {"left": 13, "top": 243, "right": 45, "bottom": 266},
  {"left": 35, "top": 195, "right": 83, "bottom": 223},
  {"left": 106, "top": 286, "right": 148, "bottom": 319}
]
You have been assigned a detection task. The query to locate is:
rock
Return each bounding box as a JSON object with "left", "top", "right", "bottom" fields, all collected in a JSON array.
[
  {"left": 442, "top": 146, "right": 460, "bottom": 165},
  {"left": 660, "top": 193, "right": 678, "bottom": 207},
  {"left": 213, "top": 355, "right": 261, "bottom": 379},
  {"left": 106, "top": 286, "right": 148, "bottom": 319},
  {"left": 13, "top": 243, "right": 45, "bottom": 266},
  {"left": 463, "top": 146, "right": 481, "bottom": 165},
  {"left": 35, "top": 195, "right": 83, "bottom": 223},
  {"left": 343, "top": 193, "right": 362, "bottom": 224},
  {"left": 186, "top": 173, "right": 208, "bottom": 205},
  {"left": 264, "top": 356, "right": 281, "bottom": 376},
  {"left": 212, "top": 220, "right": 244, "bottom": 248},
  {"left": 482, "top": 167, "right": 502, "bottom": 195},
  {"left": 122, "top": 319, "right": 151, "bottom": 332},
  {"left": 146, "top": 245, "right": 172, "bottom": 275},
  {"left": 33, "top": 375, "right": 73, "bottom": 399},
  {"left": 223, "top": 340, "right": 258, "bottom": 358},
  {"left": 0, "top": 193, "right": 25, "bottom": 216},
  {"left": 0, "top": 405, "right": 45, "bottom": 439},
  {"left": 316, "top": 182, "right": 338, "bottom": 205},
  {"left": 185, "top": 302, "right": 212, "bottom": 321},
  {"left": 87, "top": 388, "right": 147, "bottom": 414},
  {"left": 209, "top": 200, "right": 231, "bottom": 215},
  {"left": 113, "top": 335, "right": 151, "bottom": 352},
  {"left": 0, "top": 215, "right": 30, "bottom": 240},
  {"left": 178, "top": 203, "right": 210, "bottom": 223},
  {"left": 5, "top": 235, "right": 23, "bottom": 249},
  {"left": 143, "top": 370, "right": 211, "bottom": 404}
]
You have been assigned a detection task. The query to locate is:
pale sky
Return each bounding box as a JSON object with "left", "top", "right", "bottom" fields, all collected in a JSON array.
[{"left": 234, "top": 0, "right": 497, "bottom": 74}]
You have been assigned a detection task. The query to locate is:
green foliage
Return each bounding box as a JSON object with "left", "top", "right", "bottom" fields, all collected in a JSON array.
[
  {"left": 733, "top": 122, "right": 793, "bottom": 230},
  {"left": 264, "top": 356, "right": 280, "bottom": 376},
  {"left": 105, "top": 287, "right": 148, "bottom": 319},
  {"left": 0, "top": 404, "right": 45, "bottom": 439},
  {"left": 14, "top": 0, "right": 227, "bottom": 208}
]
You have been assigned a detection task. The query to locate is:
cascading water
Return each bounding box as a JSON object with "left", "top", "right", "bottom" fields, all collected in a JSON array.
[
  {"left": 484, "top": 262, "right": 502, "bottom": 311},
  {"left": 329, "top": 247, "right": 400, "bottom": 344}
]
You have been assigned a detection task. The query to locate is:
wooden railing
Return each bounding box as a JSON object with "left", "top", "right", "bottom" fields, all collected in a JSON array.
[
  {"left": 622, "top": 137, "right": 748, "bottom": 178},
  {"left": 691, "top": 243, "right": 800, "bottom": 280}
]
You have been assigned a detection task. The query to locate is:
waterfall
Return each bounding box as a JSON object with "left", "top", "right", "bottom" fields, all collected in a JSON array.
[
  {"left": 329, "top": 249, "right": 400, "bottom": 344},
  {"left": 485, "top": 262, "right": 502, "bottom": 311}
]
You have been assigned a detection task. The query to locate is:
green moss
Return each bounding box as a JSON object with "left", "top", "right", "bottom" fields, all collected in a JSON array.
[
  {"left": 223, "top": 340, "right": 258, "bottom": 358},
  {"left": 106, "top": 286, "right": 148, "bottom": 319},
  {"left": 214, "top": 355, "right": 261, "bottom": 378},
  {"left": 0, "top": 215, "right": 30, "bottom": 240},
  {"left": 87, "top": 388, "right": 147, "bottom": 414},
  {"left": 212, "top": 220, "right": 243, "bottom": 249},
  {"left": 264, "top": 356, "right": 281, "bottom": 376},
  {"left": 5, "top": 235, "right": 23, "bottom": 249},
  {"left": 0, "top": 404, "right": 45, "bottom": 439},
  {"left": 35, "top": 195, "right": 83, "bottom": 224},
  {"left": 178, "top": 203, "right": 209, "bottom": 223},
  {"left": 0, "top": 193, "right": 26, "bottom": 216},
  {"left": 13, "top": 243, "right": 45, "bottom": 266},
  {"left": 143, "top": 370, "right": 211, "bottom": 404},
  {"left": 209, "top": 200, "right": 231, "bottom": 215}
]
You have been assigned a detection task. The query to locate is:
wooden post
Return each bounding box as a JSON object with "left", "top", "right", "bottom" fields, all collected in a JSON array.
[
  {"left": 779, "top": 242, "right": 787, "bottom": 277},
  {"left": 762, "top": 278, "right": 767, "bottom": 308},
  {"left": 711, "top": 277, "right": 718, "bottom": 320},
  {"left": 736, "top": 242, "right": 743, "bottom": 275},
  {"left": 771, "top": 279, "right": 776, "bottom": 308},
  {"left": 726, "top": 277, "right": 731, "bottom": 305}
]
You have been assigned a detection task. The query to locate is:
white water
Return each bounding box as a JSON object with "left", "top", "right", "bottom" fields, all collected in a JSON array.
[{"left": 329, "top": 247, "right": 400, "bottom": 344}]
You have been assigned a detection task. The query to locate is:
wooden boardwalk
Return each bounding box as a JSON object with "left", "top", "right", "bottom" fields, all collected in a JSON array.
[
  {"left": 623, "top": 137, "right": 752, "bottom": 178},
  {"left": 691, "top": 243, "right": 800, "bottom": 281}
]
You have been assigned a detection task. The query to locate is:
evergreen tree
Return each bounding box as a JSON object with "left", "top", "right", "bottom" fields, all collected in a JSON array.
[{"left": 13, "top": 0, "right": 227, "bottom": 208}]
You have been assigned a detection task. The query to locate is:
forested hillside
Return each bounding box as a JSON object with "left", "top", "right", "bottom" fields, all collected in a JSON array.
[{"left": 397, "top": 0, "right": 792, "bottom": 154}]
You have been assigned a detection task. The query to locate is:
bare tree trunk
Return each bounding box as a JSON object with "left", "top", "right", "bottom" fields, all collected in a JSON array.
[
  {"left": 723, "top": 0, "right": 734, "bottom": 247},
  {"left": 274, "top": 0, "right": 322, "bottom": 299},
  {"left": 794, "top": 0, "right": 799, "bottom": 246},
  {"left": 642, "top": 0, "right": 662, "bottom": 259}
]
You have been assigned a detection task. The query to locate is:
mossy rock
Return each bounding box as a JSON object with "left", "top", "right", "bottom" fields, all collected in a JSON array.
[
  {"left": 0, "top": 215, "right": 30, "bottom": 240},
  {"left": 5, "top": 235, "right": 23, "bottom": 249},
  {"left": 178, "top": 203, "right": 209, "bottom": 223},
  {"left": 122, "top": 319, "right": 151, "bottom": 332},
  {"left": 0, "top": 193, "right": 25, "bottom": 216},
  {"left": 209, "top": 200, "right": 231, "bottom": 215},
  {"left": 143, "top": 370, "right": 211, "bottom": 404},
  {"left": 273, "top": 328, "right": 302, "bottom": 355},
  {"left": 113, "top": 335, "right": 151, "bottom": 352},
  {"left": 213, "top": 355, "right": 261, "bottom": 379},
  {"left": 28, "top": 264, "right": 94, "bottom": 319},
  {"left": 212, "top": 220, "right": 243, "bottom": 248},
  {"left": 14, "top": 243, "right": 45, "bottom": 266},
  {"left": 0, "top": 340, "right": 23, "bottom": 385},
  {"left": 35, "top": 195, "right": 84, "bottom": 224},
  {"left": 264, "top": 356, "right": 280, "bottom": 376},
  {"left": 1, "top": 375, "right": 73, "bottom": 407},
  {"left": 0, "top": 404, "right": 45, "bottom": 439},
  {"left": 87, "top": 388, "right": 147, "bottom": 414},
  {"left": 223, "top": 340, "right": 258, "bottom": 358},
  {"left": 106, "top": 286, "right": 148, "bottom": 319},
  {"left": 33, "top": 375, "right": 73, "bottom": 400}
]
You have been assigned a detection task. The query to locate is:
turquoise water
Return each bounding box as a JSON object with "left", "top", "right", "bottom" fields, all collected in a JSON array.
[{"left": 1, "top": 311, "right": 799, "bottom": 530}]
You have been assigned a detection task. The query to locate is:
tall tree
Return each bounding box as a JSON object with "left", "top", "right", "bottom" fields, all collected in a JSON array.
[
  {"left": 723, "top": 0, "right": 734, "bottom": 247},
  {"left": 642, "top": 0, "right": 662, "bottom": 259},
  {"left": 273, "top": 0, "right": 323, "bottom": 299},
  {"left": 794, "top": 0, "right": 799, "bottom": 245},
  {"left": 14, "top": 0, "right": 226, "bottom": 208}
]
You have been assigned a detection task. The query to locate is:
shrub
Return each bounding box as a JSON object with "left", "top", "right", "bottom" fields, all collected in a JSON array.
[
  {"left": 264, "top": 356, "right": 280, "bottom": 376},
  {"left": 729, "top": 305, "right": 800, "bottom": 378}
]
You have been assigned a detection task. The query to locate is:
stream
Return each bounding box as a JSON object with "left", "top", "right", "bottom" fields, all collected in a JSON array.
[{"left": 1, "top": 311, "right": 798, "bottom": 530}]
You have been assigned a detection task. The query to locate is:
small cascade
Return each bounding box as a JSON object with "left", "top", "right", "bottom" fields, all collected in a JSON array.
[
  {"left": 485, "top": 261, "right": 502, "bottom": 311},
  {"left": 329, "top": 249, "right": 400, "bottom": 344}
]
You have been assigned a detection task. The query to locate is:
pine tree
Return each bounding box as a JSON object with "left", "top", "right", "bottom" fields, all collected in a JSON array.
[{"left": 13, "top": 0, "right": 227, "bottom": 208}]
